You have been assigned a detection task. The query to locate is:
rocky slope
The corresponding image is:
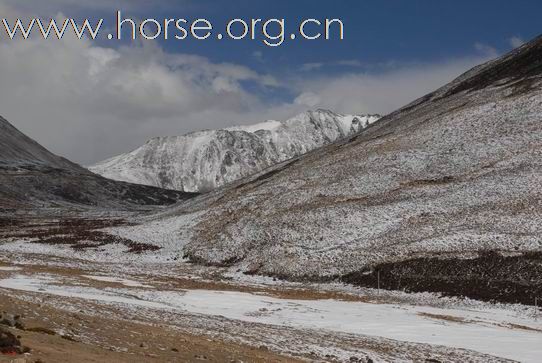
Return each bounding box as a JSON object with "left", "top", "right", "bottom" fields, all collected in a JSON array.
[
  {"left": 0, "top": 117, "right": 195, "bottom": 210},
  {"left": 122, "top": 35, "right": 542, "bottom": 303},
  {"left": 89, "top": 111, "right": 379, "bottom": 193},
  {"left": 0, "top": 116, "right": 77, "bottom": 170}
]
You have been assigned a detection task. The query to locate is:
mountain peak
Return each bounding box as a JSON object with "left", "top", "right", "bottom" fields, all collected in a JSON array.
[{"left": 90, "top": 111, "right": 380, "bottom": 193}]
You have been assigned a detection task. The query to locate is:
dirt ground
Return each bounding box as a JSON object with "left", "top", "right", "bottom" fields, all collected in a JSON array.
[{"left": 0, "top": 293, "right": 302, "bottom": 363}]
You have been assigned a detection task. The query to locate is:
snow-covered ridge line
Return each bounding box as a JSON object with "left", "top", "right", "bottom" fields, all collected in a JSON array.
[{"left": 89, "top": 109, "right": 380, "bottom": 193}]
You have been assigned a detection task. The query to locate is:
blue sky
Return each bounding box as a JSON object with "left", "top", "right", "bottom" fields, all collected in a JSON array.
[
  {"left": 91, "top": 0, "right": 538, "bottom": 74},
  {"left": 0, "top": 0, "right": 540, "bottom": 163}
]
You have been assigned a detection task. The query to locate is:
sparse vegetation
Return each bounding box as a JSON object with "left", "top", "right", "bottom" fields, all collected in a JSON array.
[
  {"left": 342, "top": 251, "right": 542, "bottom": 305},
  {"left": 0, "top": 218, "right": 160, "bottom": 254}
]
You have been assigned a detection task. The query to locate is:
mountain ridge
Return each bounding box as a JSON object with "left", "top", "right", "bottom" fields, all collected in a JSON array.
[
  {"left": 135, "top": 34, "right": 542, "bottom": 304},
  {"left": 0, "top": 116, "right": 195, "bottom": 210},
  {"left": 0, "top": 116, "right": 78, "bottom": 170},
  {"left": 89, "top": 110, "right": 380, "bottom": 193}
]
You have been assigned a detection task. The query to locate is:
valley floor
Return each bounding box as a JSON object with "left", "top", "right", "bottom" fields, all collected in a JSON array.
[{"left": 0, "top": 252, "right": 541, "bottom": 363}]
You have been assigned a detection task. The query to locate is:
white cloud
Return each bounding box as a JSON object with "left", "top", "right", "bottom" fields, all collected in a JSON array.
[
  {"left": 0, "top": 2, "right": 500, "bottom": 166},
  {"left": 0, "top": 28, "right": 496, "bottom": 164},
  {"left": 300, "top": 63, "right": 324, "bottom": 72},
  {"left": 294, "top": 92, "right": 322, "bottom": 108},
  {"left": 290, "top": 54, "right": 496, "bottom": 116},
  {"left": 300, "top": 59, "right": 402, "bottom": 72},
  {"left": 0, "top": 24, "right": 282, "bottom": 164},
  {"left": 474, "top": 42, "right": 498, "bottom": 58},
  {"left": 508, "top": 36, "right": 525, "bottom": 49}
]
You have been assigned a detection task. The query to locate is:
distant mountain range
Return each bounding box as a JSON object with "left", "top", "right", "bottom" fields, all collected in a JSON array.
[{"left": 89, "top": 110, "right": 380, "bottom": 192}]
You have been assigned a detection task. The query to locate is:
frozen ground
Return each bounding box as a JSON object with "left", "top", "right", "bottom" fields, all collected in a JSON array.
[
  {"left": 1, "top": 210, "right": 540, "bottom": 361},
  {"left": 0, "top": 260, "right": 540, "bottom": 362},
  {"left": 81, "top": 275, "right": 154, "bottom": 288}
]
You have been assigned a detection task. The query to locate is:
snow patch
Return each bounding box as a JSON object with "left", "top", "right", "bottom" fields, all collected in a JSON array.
[
  {"left": 0, "top": 266, "right": 22, "bottom": 271},
  {"left": 82, "top": 275, "right": 153, "bottom": 288},
  {"left": 1, "top": 273, "right": 540, "bottom": 362}
]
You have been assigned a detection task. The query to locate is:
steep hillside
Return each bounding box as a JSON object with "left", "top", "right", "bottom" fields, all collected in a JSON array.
[
  {"left": 161, "top": 36, "right": 542, "bottom": 303},
  {"left": 0, "top": 116, "right": 77, "bottom": 169},
  {"left": 89, "top": 111, "right": 379, "bottom": 192},
  {"left": 0, "top": 117, "right": 195, "bottom": 210}
]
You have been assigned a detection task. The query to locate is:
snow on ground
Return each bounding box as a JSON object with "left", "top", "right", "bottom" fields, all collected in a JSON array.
[
  {"left": 0, "top": 266, "right": 22, "bottom": 271},
  {"left": 81, "top": 275, "right": 153, "bottom": 288},
  {"left": 0, "top": 240, "right": 163, "bottom": 263},
  {"left": 226, "top": 120, "right": 283, "bottom": 132},
  {"left": 0, "top": 275, "right": 169, "bottom": 309},
  {"left": 1, "top": 273, "right": 540, "bottom": 362},
  {"left": 0, "top": 211, "right": 203, "bottom": 263},
  {"left": 104, "top": 211, "right": 204, "bottom": 252}
]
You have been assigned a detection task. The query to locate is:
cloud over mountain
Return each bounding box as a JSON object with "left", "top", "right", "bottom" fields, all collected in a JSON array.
[{"left": 0, "top": 2, "right": 497, "bottom": 164}]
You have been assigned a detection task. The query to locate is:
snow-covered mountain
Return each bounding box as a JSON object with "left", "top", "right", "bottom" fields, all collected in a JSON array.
[
  {"left": 101, "top": 34, "right": 542, "bottom": 305},
  {"left": 89, "top": 110, "right": 380, "bottom": 193}
]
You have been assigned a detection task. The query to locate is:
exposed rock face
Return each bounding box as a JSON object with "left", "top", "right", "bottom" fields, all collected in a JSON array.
[
  {"left": 0, "top": 116, "right": 195, "bottom": 210},
  {"left": 171, "top": 35, "right": 542, "bottom": 288},
  {"left": 89, "top": 110, "right": 380, "bottom": 193}
]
